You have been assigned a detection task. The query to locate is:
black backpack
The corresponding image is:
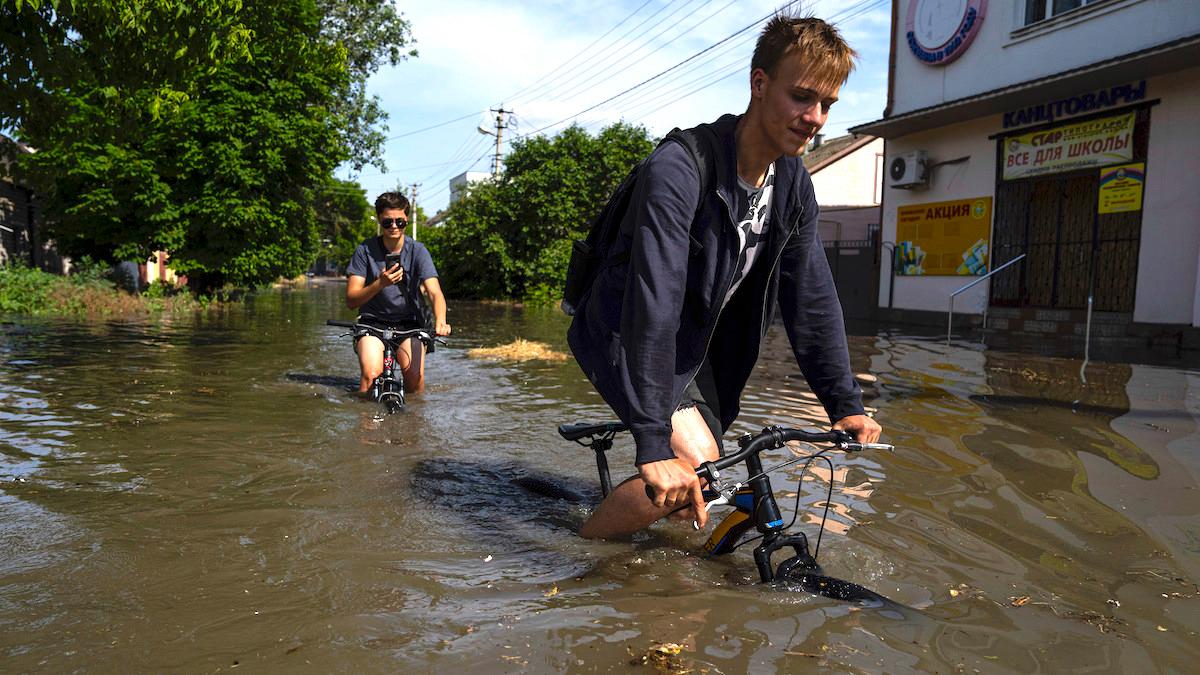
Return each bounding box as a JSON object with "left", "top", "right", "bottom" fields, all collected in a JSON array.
[{"left": 560, "top": 125, "right": 719, "bottom": 315}]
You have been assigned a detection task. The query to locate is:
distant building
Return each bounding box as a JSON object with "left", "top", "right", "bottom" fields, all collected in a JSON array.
[
  {"left": 0, "top": 136, "right": 63, "bottom": 272},
  {"left": 854, "top": 0, "right": 1200, "bottom": 337},
  {"left": 802, "top": 133, "right": 884, "bottom": 243},
  {"left": 449, "top": 171, "right": 489, "bottom": 205}
]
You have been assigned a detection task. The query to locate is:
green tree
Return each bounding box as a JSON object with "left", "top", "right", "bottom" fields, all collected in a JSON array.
[
  {"left": 423, "top": 121, "right": 655, "bottom": 302},
  {"left": 0, "top": 0, "right": 414, "bottom": 293},
  {"left": 315, "top": 178, "right": 375, "bottom": 271}
]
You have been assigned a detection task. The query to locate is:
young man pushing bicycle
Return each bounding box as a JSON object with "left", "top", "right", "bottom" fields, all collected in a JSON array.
[
  {"left": 567, "top": 15, "right": 881, "bottom": 539},
  {"left": 345, "top": 192, "right": 451, "bottom": 395}
]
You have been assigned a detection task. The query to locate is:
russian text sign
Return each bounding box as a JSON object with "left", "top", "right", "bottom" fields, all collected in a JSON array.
[
  {"left": 895, "top": 197, "right": 992, "bottom": 276},
  {"left": 1002, "top": 112, "right": 1135, "bottom": 180},
  {"left": 1098, "top": 162, "right": 1145, "bottom": 214}
]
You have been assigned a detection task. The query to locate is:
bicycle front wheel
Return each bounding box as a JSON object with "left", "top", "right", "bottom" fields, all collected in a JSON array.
[{"left": 379, "top": 391, "right": 404, "bottom": 414}]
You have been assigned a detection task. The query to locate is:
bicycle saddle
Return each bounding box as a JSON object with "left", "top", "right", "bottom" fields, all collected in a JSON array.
[{"left": 556, "top": 421, "right": 628, "bottom": 442}]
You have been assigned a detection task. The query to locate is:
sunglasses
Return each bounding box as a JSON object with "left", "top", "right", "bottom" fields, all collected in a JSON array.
[{"left": 380, "top": 217, "right": 408, "bottom": 229}]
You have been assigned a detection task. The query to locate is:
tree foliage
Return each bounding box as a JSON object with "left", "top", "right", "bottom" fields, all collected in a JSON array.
[
  {"left": 316, "top": 179, "right": 377, "bottom": 270},
  {"left": 0, "top": 0, "right": 414, "bottom": 293},
  {"left": 422, "top": 122, "right": 655, "bottom": 303}
]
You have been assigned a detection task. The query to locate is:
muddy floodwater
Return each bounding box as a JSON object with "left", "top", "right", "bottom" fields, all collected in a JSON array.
[{"left": 2, "top": 283, "right": 1199, "bottom": 673}]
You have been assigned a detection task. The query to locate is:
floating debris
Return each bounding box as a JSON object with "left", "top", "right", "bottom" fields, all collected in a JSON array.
[
  {"left": 630, "top": 642, "right": 689, "bottom": 673},
  {"left": 1066, "top": 610, "right": 1126, "bottom": 636},
  {"left": 467, "top": 339, "right": 569, "bottom": 362}
]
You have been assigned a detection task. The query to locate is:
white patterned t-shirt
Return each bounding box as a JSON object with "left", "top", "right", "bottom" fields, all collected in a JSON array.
[{"left": 722, "top": 162, "right": 775, "bottom": 307}]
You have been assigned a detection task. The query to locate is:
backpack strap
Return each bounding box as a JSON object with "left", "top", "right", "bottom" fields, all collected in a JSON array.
[
  {"left": 611, "top": 124, "right": 721, "bottom": 247},
  {"left": 663, "top": 125, "right": 720, "bottom": 204}
]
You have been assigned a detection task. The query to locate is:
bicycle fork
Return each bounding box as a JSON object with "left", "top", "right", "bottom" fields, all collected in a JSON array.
[{"left": 744, "top": 453, "right": 818, "bottom": 582}]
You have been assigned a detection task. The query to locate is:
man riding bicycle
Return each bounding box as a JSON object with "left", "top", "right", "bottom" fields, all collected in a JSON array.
[
  {"left": 567, "top": 14, "right": 881, "bottom": 539},
  {"left": 345, "top": 192, "right": 451, "bottom": 395}
]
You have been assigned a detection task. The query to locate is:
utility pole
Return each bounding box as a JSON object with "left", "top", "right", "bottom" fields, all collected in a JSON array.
[
  {"left": 409, "top": 183, "right": 420, "bottom": 241},
  {"left": 478, "top": 106, "right": 514, "bottom": 178}
]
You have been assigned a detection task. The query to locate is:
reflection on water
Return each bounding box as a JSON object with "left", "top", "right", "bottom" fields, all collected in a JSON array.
[{"left": 1, "top": 283, "right": 1198, "bottom": 671}]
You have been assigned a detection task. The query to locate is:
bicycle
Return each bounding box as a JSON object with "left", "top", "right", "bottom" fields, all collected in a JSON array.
[
  {"left": 327, "top": 318, "right": 443, "bottom": 414},
  {"left": 557, "top": 421, "right": 896, "bottom": 604}
]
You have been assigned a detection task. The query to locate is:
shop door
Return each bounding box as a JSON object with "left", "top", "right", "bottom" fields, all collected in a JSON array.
[
  {"left": 992, "top": 172, "right": 1140, "bottom": 312},
  {"left": 992, "top": 106, "right": 1149, "bottom": 312}
]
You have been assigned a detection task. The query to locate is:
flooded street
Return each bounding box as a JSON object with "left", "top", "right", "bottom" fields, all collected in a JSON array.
[{"left": 2, "top": 283, "right": 1198, "bottom": 672}]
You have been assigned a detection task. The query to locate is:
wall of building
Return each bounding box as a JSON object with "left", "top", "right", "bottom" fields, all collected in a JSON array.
[
  {"left": 879, "top": 116, "right": 1001, "bottom": 314},
  {"left": 810, "top": 138, "right": 884, "bottom": 207},
  {"left": 818, "top": 206, "right": 879, "bottom": 243},
  {"left": 1, "top": 179, "right": 31, "bottom": 266},
  {"left": 449, "top": 171, "right": 489, "bottom": 205},
  {"left": 892, "top": 0, "right": 1200, "bottom": 116},
  {"left": 1138, "top": 67, "right": 1200, "bottom": 326}
]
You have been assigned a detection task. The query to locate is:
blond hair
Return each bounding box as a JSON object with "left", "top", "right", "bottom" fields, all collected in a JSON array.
[{"left": 751, "top": 15, "right": 857, "bottom": 91}]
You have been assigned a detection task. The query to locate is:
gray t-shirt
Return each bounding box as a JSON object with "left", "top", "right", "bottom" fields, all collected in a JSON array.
[{"left": 346, "top": 236, "right": 438, "bottom": 324}]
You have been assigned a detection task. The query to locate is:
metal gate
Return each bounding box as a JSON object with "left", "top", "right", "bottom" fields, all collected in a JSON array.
[
  {"left": 991, "top": 107, "right": 1148, "bottom": 312},
  {"left": 824, "top": 234, "right": 880, "bottom": 320}
]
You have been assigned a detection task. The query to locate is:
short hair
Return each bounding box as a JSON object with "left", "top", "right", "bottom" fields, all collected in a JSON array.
[
  {"left": 374, "top": 191, "right": 410, "bottom": 215},
  {"left": 751, "top": 15, "right": 857, "bottom": 91}
]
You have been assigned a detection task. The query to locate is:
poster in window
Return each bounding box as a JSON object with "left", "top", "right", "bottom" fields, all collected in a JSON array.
[
  {"left": 1098, "top": 162, "right": 1145, "bottom": 214},
  {"left": 895, "top": 197, "right": 992, "bottom": 276},
  {"left": 1002, "top": 112, "right": 1135, "bottom": 180}
]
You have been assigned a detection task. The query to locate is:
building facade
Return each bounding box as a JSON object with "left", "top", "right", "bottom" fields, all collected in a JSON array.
[
  {"left": 448, "top": 171, "right": 490, "bottom": 205},
  {"left": 854, "top": 0, "right": 1200, "bottom": 335}
]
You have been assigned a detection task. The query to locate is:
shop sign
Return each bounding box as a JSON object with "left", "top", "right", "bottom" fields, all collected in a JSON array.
[
  {"left": 1098, "top": 162, "right": 1145, "bottom": 214},
  {"left": 1002, "top": 81, "right": 1145, "bottom": 129},
  {"left": 1002, "top": 112, "right": 1135, "bottom": 180},
  {"left": 895, "top": 197, "right": 992, "bottom": 276}
]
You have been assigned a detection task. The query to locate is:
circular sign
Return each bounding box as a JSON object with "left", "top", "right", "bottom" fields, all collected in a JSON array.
[{"left": 905, "top": 0, "right": 987, "bottom": 66}]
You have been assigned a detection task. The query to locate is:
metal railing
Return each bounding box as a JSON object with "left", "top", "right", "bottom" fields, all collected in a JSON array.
[{"left": 946, "top": 254, "right": 1025, "bottom": 344}]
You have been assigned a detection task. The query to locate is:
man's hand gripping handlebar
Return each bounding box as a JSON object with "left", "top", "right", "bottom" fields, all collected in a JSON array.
[{"left": 643, "top": 427, "right": 895, "bottom": 529}]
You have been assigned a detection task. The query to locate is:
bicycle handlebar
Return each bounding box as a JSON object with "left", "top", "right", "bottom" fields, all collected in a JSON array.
[
  {"left": 325, "top": 319, "right": 446, "bottom": 346},
  {"left": 712, "top": 427, "right": 841, "bottom": 473},
  {"left": 644, "top": 425, "right": 893, "bottom": 503}
]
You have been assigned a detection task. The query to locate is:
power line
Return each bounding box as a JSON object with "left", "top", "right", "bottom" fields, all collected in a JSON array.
[
  {"left": 515, "top": 1, "right": 801, "bottom": 140},
  {"left": 542, "top": 0, "right": 700, "bottom": 105},
  {"left": 547, "top": 0, "right": 733, "bottom": 106},
  {"left": 510, "top": 0, "right": 690, "bottom": 107},
  {"left": 570, "top": 0, "right": 887, "bottom": 133},
  {"left": 383, "top": 110, "right": 482, "bottom": 143},
  {"left": 502, "top": 0, "right": 657, "bottom": 104}
]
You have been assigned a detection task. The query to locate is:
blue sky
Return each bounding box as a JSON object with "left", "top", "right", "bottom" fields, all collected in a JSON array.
[{"left": 348, "top": 0, "right": 892, "bottom": 215}]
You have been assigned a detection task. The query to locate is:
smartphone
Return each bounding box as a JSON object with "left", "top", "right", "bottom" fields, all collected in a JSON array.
[{"left": 385, "top": 252, "right": 403, "bottom": 270}]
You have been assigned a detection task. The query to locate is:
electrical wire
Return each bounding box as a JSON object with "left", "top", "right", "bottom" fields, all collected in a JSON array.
[
  {"left": 503, "top": 0, "right": 657, "bottom": 104},
  {"left": 513, "top": 0, "right": 803, "bottom": 139},
  {"left": 543, "top": 0, "right": 710, "bottom": 105},
  {"left": 511, "top": 0, "right": 688, "bottom": 107}
]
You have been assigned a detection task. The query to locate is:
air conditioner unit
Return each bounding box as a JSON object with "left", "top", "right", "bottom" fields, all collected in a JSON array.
[{"left": 887, "top": 151, "right": 928, "bottom": 189}]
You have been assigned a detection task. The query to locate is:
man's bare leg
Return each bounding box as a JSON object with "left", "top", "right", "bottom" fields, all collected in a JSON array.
[
  {"left": 354, "top": 335, "right": 385, "bottom": 394},
  {"left": 579, "top": 407, "right": 720, "bottom": 539},
  {"left": 398, "top": 336, "right": 426, "bottom": 393}
]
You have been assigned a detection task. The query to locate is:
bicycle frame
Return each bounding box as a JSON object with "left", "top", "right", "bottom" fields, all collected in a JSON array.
[
  {"left": 558, "top": 422, "right": 892, "bottom": 595},
  {"left": 327, "top": 319, "right": 438, "bottom": 414},
  {"left": 701, "top": 447, "right": 818, "bottom": 583}
]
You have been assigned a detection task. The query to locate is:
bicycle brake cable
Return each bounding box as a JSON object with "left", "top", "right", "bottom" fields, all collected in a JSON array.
[
  {"left": 781, "top": 453, "right": 836, "bottom": 561},
  {"left": 727, "top": 451, "right": 837, "bottom": 559},
  {"left": 740, "top": 447, "right": 830, "bottom": 486}
]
